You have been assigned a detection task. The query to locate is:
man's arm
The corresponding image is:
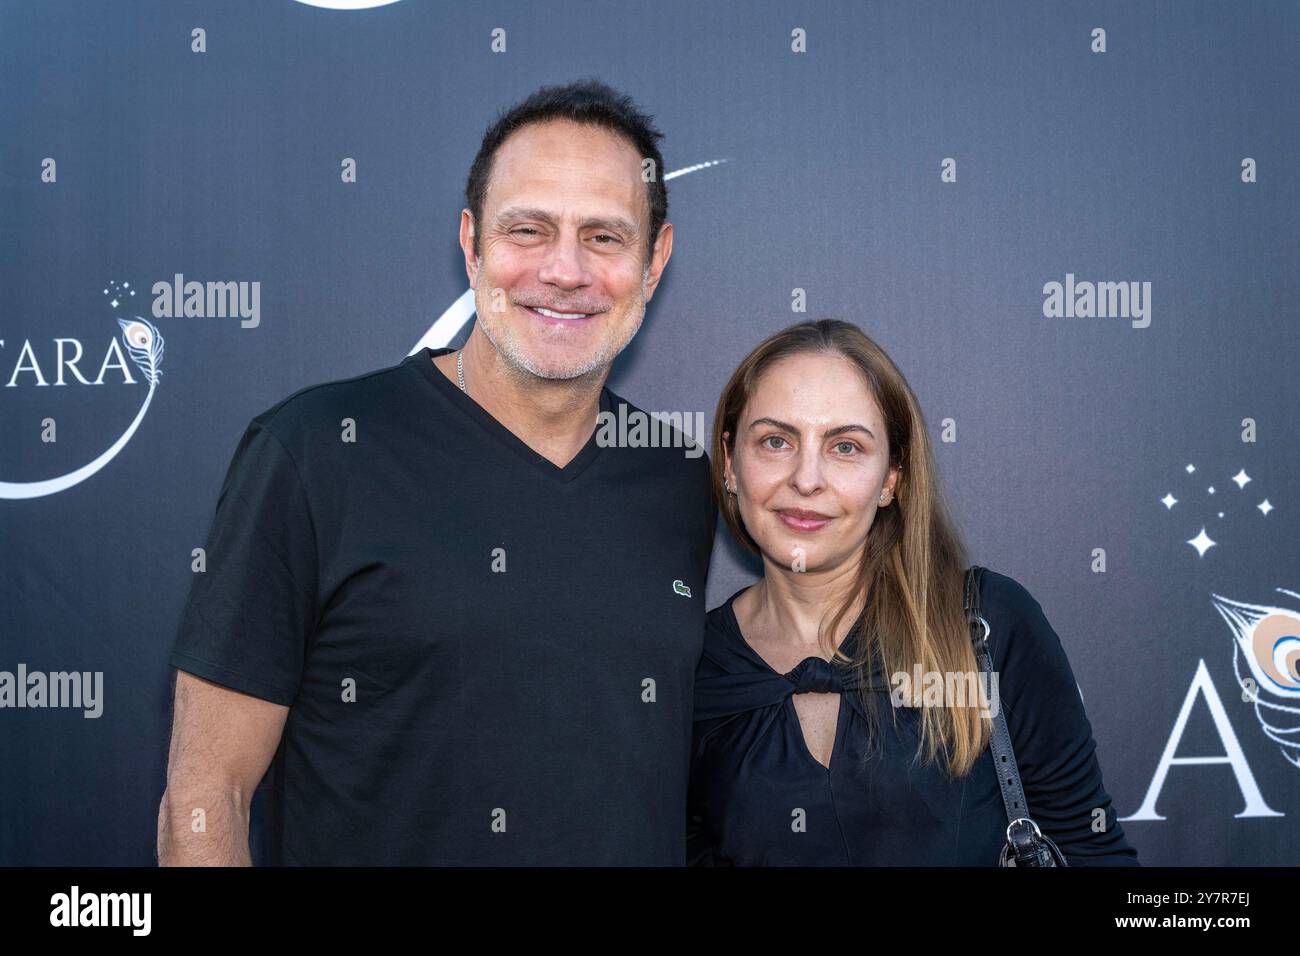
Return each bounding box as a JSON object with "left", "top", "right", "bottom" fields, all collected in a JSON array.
[{"left": 157, "top": 671, "right": 289, "bottom": 866}]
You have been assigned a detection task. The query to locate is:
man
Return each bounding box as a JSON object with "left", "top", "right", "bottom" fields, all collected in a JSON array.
[{"left": 157, "top": 79, "right": 716, "bottom": 865}]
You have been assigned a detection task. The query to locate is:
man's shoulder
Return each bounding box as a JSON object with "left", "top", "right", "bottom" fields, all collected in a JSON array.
[
  {"left": 602, "top": 385, "right": 712, "bottom": 475},
  {"left": 249, "top": 354, "right": 420, "bottom": 448}
]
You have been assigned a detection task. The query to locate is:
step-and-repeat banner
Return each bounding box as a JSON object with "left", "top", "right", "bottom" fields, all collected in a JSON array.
[{"left": 2, "top": 0, "right": 1297, "bottom": 865}]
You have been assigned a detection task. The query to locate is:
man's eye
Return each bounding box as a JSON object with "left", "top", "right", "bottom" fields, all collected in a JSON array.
[
  {"left": 592, "top": 234, "right": 618, "bottom": 245},
  {"left": 511, "top": 227, "right": 540, "bottom": 237}
]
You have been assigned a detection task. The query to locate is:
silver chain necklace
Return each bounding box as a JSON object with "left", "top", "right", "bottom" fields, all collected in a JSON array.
[{"left": 456, "top": 349, "right": 466, "bottom": 391}]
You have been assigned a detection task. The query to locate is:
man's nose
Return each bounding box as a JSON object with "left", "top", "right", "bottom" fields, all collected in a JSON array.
[{"left": 536, "top": 230, "right": 592, "bottom": 289}]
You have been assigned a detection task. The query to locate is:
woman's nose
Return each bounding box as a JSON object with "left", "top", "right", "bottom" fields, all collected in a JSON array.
[{"left": 789, "top": 446, "right": 824, "bottom": 493}]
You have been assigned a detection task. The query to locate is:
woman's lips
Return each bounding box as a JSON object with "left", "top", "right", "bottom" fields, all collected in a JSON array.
[{"left": 776, "top": 510, "right": 832, "bottom": 532}]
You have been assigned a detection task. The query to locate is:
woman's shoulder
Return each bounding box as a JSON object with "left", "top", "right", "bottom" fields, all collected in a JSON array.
[
  {"left": 700, "top": 586, "right": 754, "bottom": 675},
  {"left": 973, "top": 567, "right": 1053, "bottom": 645},
  {"left": 704, "top": 585, "right": 750, "bottom": 638},
  {"left": 974, "top": 566, "right": 1043, "bottom": 618},
  {"left": 971, "top": 566, "right": 1082, "bottom": 711}
]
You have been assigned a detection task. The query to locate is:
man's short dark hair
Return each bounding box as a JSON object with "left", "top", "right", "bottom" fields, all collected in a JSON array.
[{"left": 465, "top": 78, "right": 668, "bottom": 265}]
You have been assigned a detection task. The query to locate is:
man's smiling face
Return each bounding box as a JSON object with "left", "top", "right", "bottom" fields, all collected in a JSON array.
[{"left": 461, "top": 118, "right": 672, "bottom": 381}]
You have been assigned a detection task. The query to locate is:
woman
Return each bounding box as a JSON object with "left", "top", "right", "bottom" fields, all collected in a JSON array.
[{"left": 688, "top": 319, "right": 1139, "bottom": 866}]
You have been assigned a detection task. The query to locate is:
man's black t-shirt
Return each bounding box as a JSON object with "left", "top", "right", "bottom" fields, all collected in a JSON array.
[{"left": 169, "top": 347, "right": 717, "bottom": 865}]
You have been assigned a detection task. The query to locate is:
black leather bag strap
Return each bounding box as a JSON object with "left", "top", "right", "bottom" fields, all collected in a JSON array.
[{"left": 964, "top": 565, "right": 1068, "bottom": 867}]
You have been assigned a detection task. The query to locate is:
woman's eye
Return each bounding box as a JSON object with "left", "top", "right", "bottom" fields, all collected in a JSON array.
[
  {"left": 834, "top": 441, "right": 858, "bottom": 455},
  {"left": 762, "top": 436, "right": 788, "bottom": 450}
]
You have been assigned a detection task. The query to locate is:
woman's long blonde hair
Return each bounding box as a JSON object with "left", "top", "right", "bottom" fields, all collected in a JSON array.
[{"left": 711, "top": 319, "right": 989, "bottom": 778}]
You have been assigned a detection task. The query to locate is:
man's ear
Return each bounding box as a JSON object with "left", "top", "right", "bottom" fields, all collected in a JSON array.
[
  {"left": 642, "top": 222, "right": 673, "bottom": 302},
  {"left": 459, "top": 209, "right": 479, "bottom": 288}
]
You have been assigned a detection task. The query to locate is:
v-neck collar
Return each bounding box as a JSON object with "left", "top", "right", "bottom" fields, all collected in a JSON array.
[{"left": 408, "top": 346, "right": 609, "bottom": 484}]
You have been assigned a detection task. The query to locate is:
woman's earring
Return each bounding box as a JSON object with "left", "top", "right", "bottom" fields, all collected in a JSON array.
[{"left": 725, "top": 477, "right": 737, "bottom": 496}]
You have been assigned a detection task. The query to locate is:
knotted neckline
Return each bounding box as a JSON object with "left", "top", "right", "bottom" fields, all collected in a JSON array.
[
  {"left": 692, "top": 589, "right": 893, "bottom": 723},
  {"left": 785, "top": 655, "right": 854, "bottom": 694}
]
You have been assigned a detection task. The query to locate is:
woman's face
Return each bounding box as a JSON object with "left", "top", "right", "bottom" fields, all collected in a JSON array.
[{"left": 723, "top": 352, "right": 898, "bottom": 576}]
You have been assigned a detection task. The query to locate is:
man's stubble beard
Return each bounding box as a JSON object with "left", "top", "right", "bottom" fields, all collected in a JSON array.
[{"left": 473, "top": 258, "right": 650, "bottom": 385}]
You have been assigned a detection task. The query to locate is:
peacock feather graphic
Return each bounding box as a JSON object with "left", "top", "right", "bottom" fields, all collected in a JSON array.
[
  {"left": 117, "top": 316, "right": 164, "bottom": 385},
  {"left": 1210, "top": 590, "right": 1300, "bottom": 769}
]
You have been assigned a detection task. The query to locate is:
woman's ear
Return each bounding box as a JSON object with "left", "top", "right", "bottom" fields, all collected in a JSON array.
[{"left": 721, "top": 431, "right": 733, "bottom": 484}]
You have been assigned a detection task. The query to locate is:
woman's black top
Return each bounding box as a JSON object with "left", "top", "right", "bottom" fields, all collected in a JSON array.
[{"left": 687, "top": 569, "right": 1140, "bottom": 866}]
